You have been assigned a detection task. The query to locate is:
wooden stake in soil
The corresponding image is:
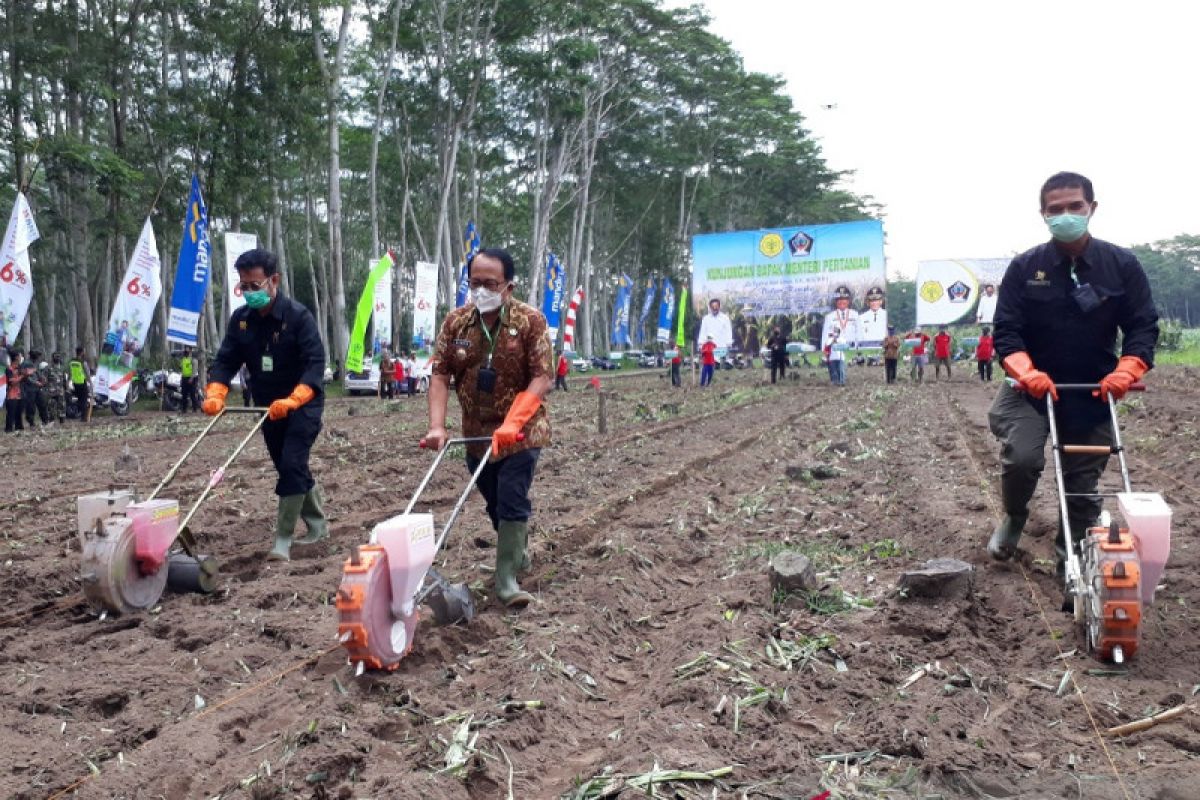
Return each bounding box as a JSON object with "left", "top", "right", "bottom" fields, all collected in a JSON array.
[{"left": 1106, "top": 704, "right": 1192, "bottom": 737}]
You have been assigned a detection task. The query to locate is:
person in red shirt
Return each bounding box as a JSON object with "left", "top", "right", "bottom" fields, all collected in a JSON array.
[
  {"left": 906, "top": 328, "right": 930, "bottom": 383},
  {"left": 933, "top": 325, "right": 953, "bottom": 381},
  {"left": 670, "top": 348, "right": 682, "bottom": 387},
  {"left": 700, "top": 337, "right": 717, "bottom": 386},
  {"left": 975, "top": 326, "right": 995, "bottom": 382},
  {"left": 392, "top": 355, "right": 406, "bottom": 399},
  {"left": 555, "top": 351, "right": 569, "bottom": 392}
]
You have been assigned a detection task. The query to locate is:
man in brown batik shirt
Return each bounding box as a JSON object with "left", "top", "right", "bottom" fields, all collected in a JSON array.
[{"left": 423, "top": 248, "right": 553, "bottom": 607}]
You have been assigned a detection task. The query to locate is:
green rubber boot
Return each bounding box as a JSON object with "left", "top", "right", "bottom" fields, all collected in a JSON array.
[
  {"left": 987, "top": 513, "right": 1027, "bottom": 561},
  {"left": 268, "top": 494, "right": 305, "bottom": 561},
  {"left": 295, "top": 485, "right": 329, "bottom": 545},
  {"left": 495, "top": 520, "right": 534, "bottom": 607}
]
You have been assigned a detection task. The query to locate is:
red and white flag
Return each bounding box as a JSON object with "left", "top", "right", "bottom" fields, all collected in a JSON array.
[
  {"left": 0, "top": 192, "right": 40, "bottom": 408},
  {"left": 562, "top": 286, "right": 585, "bottom": 348}
]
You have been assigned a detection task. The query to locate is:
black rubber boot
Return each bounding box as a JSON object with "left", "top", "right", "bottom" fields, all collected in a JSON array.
[{"left": 987, "top": 514, "right": 1027, "bottom": 561}]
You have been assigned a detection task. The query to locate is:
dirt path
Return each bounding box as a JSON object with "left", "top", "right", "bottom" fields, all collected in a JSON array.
[{"left": 3, "top": 364, "right": 1198, "bottom": 799}]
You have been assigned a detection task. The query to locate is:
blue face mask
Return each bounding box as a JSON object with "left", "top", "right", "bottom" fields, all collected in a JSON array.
[
  {"left": 244, "top": 289, "right": 271, "bottom": 309},
  {"left": 1046, "top": 213, "right": 1090, "bottom": 243}
]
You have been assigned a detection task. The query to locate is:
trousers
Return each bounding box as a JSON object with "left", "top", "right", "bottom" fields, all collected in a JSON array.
[
  {"left": 262, "top": 403, "right": 323, "bottom": 496},
  {"left": 465, "top": 448, "right": 541, "bottom": 530},
  {"left": 987, "top": 383, "right": 1112, "bottom": 544}
]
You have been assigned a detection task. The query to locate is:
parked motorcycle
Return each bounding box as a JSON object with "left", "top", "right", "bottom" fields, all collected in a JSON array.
[
  {"left": 65, "top": 373, "right": 139, "bottom": 418},
  {"left": 144, "top": 369, "right": 185, "bottom": 411}
]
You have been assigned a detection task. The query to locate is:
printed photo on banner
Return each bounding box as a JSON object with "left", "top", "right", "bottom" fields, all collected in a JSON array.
[
  {"left": 914, "top": 258, "right": 1008, "bottom": 326},
  {"left": 97, "top": 218, "right": 161, "bottom": 404},
  {"left": 690, "top": 219, "right": 886, "bottom": 353}
]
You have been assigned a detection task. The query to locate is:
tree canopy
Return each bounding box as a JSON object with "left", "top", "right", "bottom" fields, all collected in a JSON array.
[{"left": 0, "top": 0, "right": 875, "bottom": 359}]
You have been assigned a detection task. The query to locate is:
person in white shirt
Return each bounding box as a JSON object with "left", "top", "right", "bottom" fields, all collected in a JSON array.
[
  {"left": 697, "top": 298, "right": 733, "bottom": 349},
  {"left": 857, "top": 285, "right": 888, "bottom": 346},
  {"left": 824, "top": 329, "right": 846, "bottom": 385},
  {"left": 976, "top": 283, "right": 998, "bottom": 324},
  {"left": 821, "top": 285, "right": 859, "bottom": 350}
]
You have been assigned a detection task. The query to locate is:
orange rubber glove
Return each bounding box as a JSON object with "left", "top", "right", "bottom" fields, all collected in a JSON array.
[
  {"left": 492, "top": 390, "right": 542, "bottom": 456},
  {"left": 201, "top": 382, "right": 229, "bottom": 416},
  {"left": 268, "top": 383, "right": 315, "bottom": 421},
  {"left": 1002, "top": 351, "right": 1058, "bottom": 401},
  {"left": 1096, "top": 355, "right": 1147, "bottom": 400}
]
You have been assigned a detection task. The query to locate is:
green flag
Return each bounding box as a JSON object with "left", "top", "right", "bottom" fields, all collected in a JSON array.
[
  {"left": 346, "top": 252, "right": 394, "bottom": 373},
  {"left": 675, "top": 288, "right": 688, "bottom": 348}
]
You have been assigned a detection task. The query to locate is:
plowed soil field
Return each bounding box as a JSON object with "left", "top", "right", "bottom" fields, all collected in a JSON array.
[{"left": 3, "top": 362, "right": 1199, "bottom": 800}]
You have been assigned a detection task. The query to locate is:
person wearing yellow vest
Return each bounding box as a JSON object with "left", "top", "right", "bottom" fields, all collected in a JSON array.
[
  {"left": 203, "top": 249, "right": 328, "bottom": 561},
  {"left": 178, "top": 347, "right": 200, "bottom": 413},
  {"left": 68, "top": 347, "right": 92, "bottom": 424}
]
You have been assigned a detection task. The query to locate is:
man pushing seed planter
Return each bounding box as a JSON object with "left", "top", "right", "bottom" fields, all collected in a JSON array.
[
  {"left": 987, "top": 171, "right": 1159, "bottom": 596},
  {"left": 204, "top": 248, "right": 329, "bottom": 561},
  {"left": 422, "top": 248, "right": 553, "bottom": 608}
]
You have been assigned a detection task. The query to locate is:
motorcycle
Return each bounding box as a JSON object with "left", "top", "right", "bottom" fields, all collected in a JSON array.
[{"left": 144, "top": 369, "right": 186, "bottom": 411}]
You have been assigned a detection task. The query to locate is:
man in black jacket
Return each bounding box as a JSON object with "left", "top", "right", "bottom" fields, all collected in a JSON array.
[
  {"left": 986, "top": 172, "right": 1159, "bottom": 585},
  {"left": 203, "top": 249, "right": 328, "bottom": 561},
  {"left": 766, "top": 327, "right": 788, "bottom": 384}
]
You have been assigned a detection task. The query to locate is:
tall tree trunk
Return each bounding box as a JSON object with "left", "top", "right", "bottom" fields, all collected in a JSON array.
[
  {"left": 312, "top": 0, "right": 354, "bottom": 365},
  {"left": 369, "top": 0, "right": 402, "bottom": 258}
]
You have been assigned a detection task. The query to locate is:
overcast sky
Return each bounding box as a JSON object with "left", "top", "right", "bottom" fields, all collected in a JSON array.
[{"left": 694, "top": 0, "right": 1198, "bottom": 278}]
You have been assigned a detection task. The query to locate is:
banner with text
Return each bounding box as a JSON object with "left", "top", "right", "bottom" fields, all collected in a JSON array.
[
  {"left": 915, "top": 258, "right": 1009, "bottom": 326},
  {"left": 373, "top": 258, "right": 393, "bottom": 364},
  {"left": 656, "top": 279, "right": 676, "bottom": 343},
  {"left": 636, "top": 276, "right": 656, "bottom": 345},
  {"left": 542, "top": 252, "right": 566, "bottom": 340},
  {"left": 454, "top": 221, "right": 481, "bottom": 308},
  {"left": 413, "top": 259, "right": 438, "bottom": 352},
  {"left": 611, "top": 273, "right": 632, "bottom": 347},
  {"left": 166, "top": 175, "right": 212, "bottom": 346},
  {"left": 224, "top": 231, "right": 258, "bottom": 316},
  {"left": 691, "top": 220, "right": 885, "bottom": 349},
  {"left": 96, "top": 218, "right": 161, "bottom": 404}
]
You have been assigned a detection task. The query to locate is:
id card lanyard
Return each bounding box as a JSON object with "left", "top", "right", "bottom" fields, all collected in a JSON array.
[{"left": 478, "top": 306, "right": 506, "bottom": 368}]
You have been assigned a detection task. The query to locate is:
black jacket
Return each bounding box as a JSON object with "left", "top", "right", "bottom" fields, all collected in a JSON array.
[
  {"left": 210, "top": 295, "right": 326, "bottom": 407},
  {"left": 993, "top": 236, "right": 1158, "bottom": 425}
]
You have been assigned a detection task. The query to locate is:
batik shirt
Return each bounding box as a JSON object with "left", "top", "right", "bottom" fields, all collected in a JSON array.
[{"left": 431, "top": 298, "right": 552, "bottom": 459}]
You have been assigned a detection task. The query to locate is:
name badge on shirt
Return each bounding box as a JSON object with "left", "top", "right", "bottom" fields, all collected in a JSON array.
[{"left": 261, "top": 355, "right": 274, "bottom": 373}]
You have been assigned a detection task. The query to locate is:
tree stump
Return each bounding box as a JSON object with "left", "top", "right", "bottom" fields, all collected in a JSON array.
[{"left": 898, "top": 558, "right": 975, "bottom": 600}]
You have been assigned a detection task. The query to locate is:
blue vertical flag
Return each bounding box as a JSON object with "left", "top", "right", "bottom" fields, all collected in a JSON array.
[
  {"left": 166, "top": 175, "right": 211, "bottom": 346},
  {"left": 541, "top": 252, "right": 566, "bottom": 338},
  {"left": 611, "top": 273, "right": 632, "bottom": 347},
  {"left": 656, "top": 278, "right": 676, "bottom": 343},
  {"left": 636, "top": 276, "right": 656, "bottom": 344},
  {"left": 454, "top": 220, "right": 481, "bottom": 308}
]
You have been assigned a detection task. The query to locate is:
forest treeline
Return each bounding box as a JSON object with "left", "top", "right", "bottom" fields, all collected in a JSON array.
[{"left": 0, "top": 0, "right": 875, "bottom": 362}]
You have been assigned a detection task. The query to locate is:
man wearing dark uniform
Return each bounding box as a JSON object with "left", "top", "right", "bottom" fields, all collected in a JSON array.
[
  {"left": 423, "top": 248, "right": 553, "bottom": 607},
  {"left": 987, "top": 172, "right": 1159, "bottom": 591},
  {"left": 203, "top": 248, "right": 328, "bottom": 561}
]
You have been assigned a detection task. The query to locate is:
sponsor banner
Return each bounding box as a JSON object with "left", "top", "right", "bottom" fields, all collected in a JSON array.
[
  {"left": 0, "top": 193, "right": 40, "bottom": 406},
  {"left": 611, "top": 273, "right": 632, "bottom": 347},
  {"left": 636, "top": 276, "right": 655, "bottom": 344},
  {"left": 656, "top": 279, "right": 675, "bottom": 343},
  {"left": 691, "top": 219, "right": 885, "bottom": 349},
  {"left": 97, "top": 218, "right": 161, "bottom": 404},
  {"left": 454, "top": 221, "right": 480, "bottom": 308},
  {"left": 373, "top": 259, "right": 393, "bottom": 362},
  {"left": 224, "top": 231, "right": 258, "bottom": 315},
  {"left": 413, "top": 259, "right": 438, "bottom": 352},
  {"left": 915, "top": 258, "right": 1008, "bottom": 326},
  {"left": 346, "top": 252, "right": 394, "bottom": 373},
  {"left": 166, "top": 175, "right": 211, "bottom": 346},
  {"left": 542, "top": 252, "right": 565, "bottom": 339}
]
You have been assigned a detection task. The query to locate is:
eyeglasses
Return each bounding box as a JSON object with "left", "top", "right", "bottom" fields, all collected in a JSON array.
[
  {"left": 238, "top": 279, "right": 269, "bottom": 292},
  {"left": 469, "top": 279, "right": 507, "bottom": 292}
]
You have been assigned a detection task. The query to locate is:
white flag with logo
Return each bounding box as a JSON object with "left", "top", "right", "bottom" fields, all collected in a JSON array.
[
  {"left": 413, "top": 260, "right": 438, "bottom": 352},
  {"left": 224, "top": 231, "right": 258, "bottom": 315},
  {"left": 96, "top": 218, "right": 162, "bottom": 404},
  {"left": 0, "top": 192, "right": 40, "bottom": 407}
]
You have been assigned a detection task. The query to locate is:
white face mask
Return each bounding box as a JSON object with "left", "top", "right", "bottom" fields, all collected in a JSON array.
[{"left": 471, "top": 286, "right": 504, "bottom": 313}]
